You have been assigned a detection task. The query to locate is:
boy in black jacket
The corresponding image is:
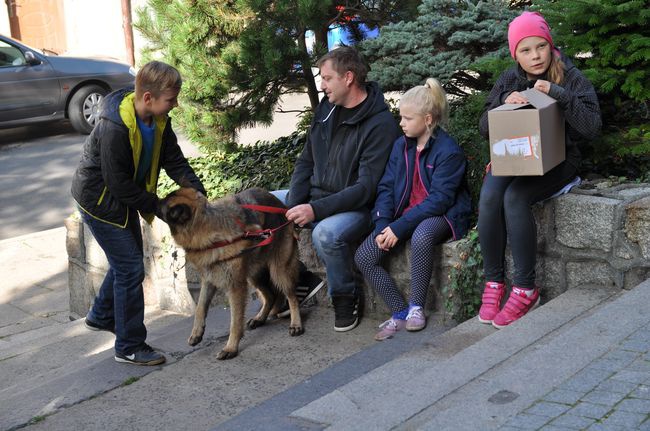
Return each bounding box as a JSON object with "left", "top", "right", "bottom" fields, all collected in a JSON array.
[{"left": 71, "top": 61, "right": 205, "bottom": 365}]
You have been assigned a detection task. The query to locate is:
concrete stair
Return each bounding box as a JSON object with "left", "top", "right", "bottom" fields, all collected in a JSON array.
[
  {"left": 216, "top": 284, "right": 629, "bottom": 430},
  {"left": 6, "top": 280, "right": 650, "bottom": 431},
  {"left": 0, "top": 308, "right": 190, "bottom": 431}
]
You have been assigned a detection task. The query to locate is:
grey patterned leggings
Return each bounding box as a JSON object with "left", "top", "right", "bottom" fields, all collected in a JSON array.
[{"left": 354, "top": 216, "right": 451, "bottom": 314}]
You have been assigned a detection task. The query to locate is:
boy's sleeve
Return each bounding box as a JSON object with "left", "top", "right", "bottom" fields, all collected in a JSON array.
[{"left": 160, "top": 123, "right": 206, "bottom": 195}]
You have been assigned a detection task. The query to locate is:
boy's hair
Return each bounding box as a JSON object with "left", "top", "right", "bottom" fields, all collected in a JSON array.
[
  {"left": 399, "top": 78, "right": 449, "bottom": 130},
  {"left": 316, "top": 46, "right": 368, "bottom": 86},
  {"left": 135, "top": 61, "right": 182, "bottom": 99}
]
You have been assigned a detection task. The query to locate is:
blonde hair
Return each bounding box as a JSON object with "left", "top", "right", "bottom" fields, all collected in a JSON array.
[
  {"left": 135, "top": 61, "right": 182, "bottom": 99},
  {"left": 399, "top": 78, "right": 449, "bottom": 130},
  {"left": 547, "top": 52, "right": 565, "bottom": 85}
]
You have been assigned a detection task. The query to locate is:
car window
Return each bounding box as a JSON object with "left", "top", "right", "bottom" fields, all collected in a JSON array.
[{"left": 0, "top": 40, "right": 25, "bottom": 67}]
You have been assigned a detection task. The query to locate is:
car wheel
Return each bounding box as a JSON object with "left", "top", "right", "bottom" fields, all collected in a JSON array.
[{"left": 68, "top": 85, "right": 108, "bottom": 134}]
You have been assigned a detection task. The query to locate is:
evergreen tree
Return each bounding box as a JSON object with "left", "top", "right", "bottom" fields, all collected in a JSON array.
[
  {"left": 533, "top": 0, "right": 650, "bottom": 102},
  {"left": 533, "top": 0, "right": 650, "bottom": 158},
  {"left": 136, "top": 0, "right": 419, "bottom": 149},
  {"left": 360, "top": 0, "right": 519, "bottom": 96}
]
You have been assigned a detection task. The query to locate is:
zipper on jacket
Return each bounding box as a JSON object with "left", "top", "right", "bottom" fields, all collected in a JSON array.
[{"left": 394, "top": 137, "right": 410, "bottom": 217}]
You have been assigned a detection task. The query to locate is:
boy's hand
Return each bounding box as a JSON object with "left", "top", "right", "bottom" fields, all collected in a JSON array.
[{"left": 286, "top": 204, "right": 315, "bottom": 227}]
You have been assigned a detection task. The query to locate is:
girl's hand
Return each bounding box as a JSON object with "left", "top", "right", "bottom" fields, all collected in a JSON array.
[
  {"left": 534, "top": 79, "right": 551, "bottom": 94},
  {"left": 376, "top": 227, "right": 398, "bottom": 251},
  {"left": 504, "top": 91, "right": 528, "bottom": 104}
]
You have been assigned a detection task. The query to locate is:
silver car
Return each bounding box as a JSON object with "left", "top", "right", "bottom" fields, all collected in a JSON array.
[{"left": 0, "top": 34, "right": 135, "bottom": 134}]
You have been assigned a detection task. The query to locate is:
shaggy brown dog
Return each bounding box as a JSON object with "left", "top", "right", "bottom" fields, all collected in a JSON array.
[{"left": 159, "top": 187, "right": 303, "bottom": 359}]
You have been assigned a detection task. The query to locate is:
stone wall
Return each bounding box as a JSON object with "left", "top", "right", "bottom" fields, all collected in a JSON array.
[{"left": 66, "top": 182, "right": 650, "bottom": 319}]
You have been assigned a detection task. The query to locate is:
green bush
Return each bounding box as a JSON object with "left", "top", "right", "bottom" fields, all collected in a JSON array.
[
  {"left": 447, "top": 91, "right": 490, "bottom": 224},
  {"left": 158, "top": 132, "right": 306, "bottom": 199}
]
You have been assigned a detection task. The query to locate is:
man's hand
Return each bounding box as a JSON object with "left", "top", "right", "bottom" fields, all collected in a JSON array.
[
  {"left": 286, "top": 204, "right": 315, "bottom": 227},
  {"left": 375, "top": 226, "right": 398, "bottom": 251},
  {"left": 504, "top": 91, "right": 528, "bottom": 104}
]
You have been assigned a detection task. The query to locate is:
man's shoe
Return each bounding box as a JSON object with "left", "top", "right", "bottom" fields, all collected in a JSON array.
[
  {"left": 405, "top": 307, "right": 426, "bottom": 332},
  {"left": 84, "top": 316, "right": 115, "bottom": 334},
  {"left": 277, "top": 271, "right": 326, "bottom": 318},
  {"left": 478, "top": 281, "right": 506, "bottom": 324},
  {"left": 375, "top": 318, "right": 405, "bottom": 341},
  {"left": 115, "top": 344, "right": 166, "bottom": 366},
  {"left": 332, "top": 295, "right": 359, "bottom": 332},
  {"left": 492, "top": 287, "right": 540, "bottom": 329}
]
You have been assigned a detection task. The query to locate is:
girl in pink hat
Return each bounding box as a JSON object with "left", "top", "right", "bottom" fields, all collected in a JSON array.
[{"left": 476, "top": 11, "right": 601, "bottom": 328}]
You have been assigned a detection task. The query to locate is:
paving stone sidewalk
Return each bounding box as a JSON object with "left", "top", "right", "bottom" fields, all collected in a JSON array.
[{"left": 502, "top": 322, "right": 650, "bottom": 431}]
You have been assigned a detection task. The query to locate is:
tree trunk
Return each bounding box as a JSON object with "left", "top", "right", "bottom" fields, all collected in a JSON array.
[
  {"left": 121, "top": 0, "right": 135, "bottom": 66},
  {"left": 297, "top": 29, "right": 320, "bottom": 111}
]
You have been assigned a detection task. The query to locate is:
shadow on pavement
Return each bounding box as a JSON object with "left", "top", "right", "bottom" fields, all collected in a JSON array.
[{"left": 0, "top": 121, "right": 80, "bottom": 146}]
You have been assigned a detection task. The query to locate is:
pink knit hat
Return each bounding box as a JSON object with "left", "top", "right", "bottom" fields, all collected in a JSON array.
[{"left": 508, "top": 11, "right": 555, "bottom": 59}]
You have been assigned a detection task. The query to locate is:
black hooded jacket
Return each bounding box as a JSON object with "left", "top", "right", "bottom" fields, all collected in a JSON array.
[
  {"left": 287, "top": 81, "right": 400, "bottom": 220},
  {"left": 71, "top": 88, "right": 204, "bottom": 227},
  {"left": 479, "top": 54, "right": 601, "bottom": 169}
]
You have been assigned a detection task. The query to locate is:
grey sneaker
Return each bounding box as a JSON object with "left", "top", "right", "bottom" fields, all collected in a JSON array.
[
  {"left": 115, "top": 344, "right": 166, "bottom": 366},
  {"left": 406, "top": 307, "right": 426, "bottom": 331}
]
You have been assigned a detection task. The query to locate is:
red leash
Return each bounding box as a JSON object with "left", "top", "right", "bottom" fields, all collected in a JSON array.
[{"left": 186, "top": 204, "right": 291, "bottom": 254}]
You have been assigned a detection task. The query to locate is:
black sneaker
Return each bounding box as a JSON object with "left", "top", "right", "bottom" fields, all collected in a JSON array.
[
  {"left": 277, "top": 271, "right": 326, "bottom": 318},
  {"left": 84, "top": 317, "right": 115, "bottom": 334},
  {"left": 332, "top": 295, "right": 359, "bottom": 332},
  {"left": 115, "top": 344, "right": 166, "bottom": 366}
]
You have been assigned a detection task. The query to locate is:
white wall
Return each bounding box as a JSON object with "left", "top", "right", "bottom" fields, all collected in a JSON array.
[
  {"left": 62, "top": 0, "right": 150, "bottom": 65},
  {"left": 62, "top": 0, "right": 126, "bottom": 60},
  {"left": 0, "top": 5, "right": 10, "bottom": 35}
]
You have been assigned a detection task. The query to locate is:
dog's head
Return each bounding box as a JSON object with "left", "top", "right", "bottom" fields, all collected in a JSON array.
[{"left": 158, "top": 187, "right": 208, "bottom": 232}]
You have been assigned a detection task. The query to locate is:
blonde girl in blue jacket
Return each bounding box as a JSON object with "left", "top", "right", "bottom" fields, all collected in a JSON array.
[{"left": 354, "top": 79, "right": 472, "bottom": 341}]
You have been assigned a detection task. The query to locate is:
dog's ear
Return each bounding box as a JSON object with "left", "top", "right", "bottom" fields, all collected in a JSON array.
[{"left": 167, "top": 203, "right": 193, "bottom": 226}]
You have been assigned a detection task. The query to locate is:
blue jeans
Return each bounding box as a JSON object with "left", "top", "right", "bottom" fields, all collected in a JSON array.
[
  {"left": 272, "top": 190, "right": 371, "bottom": 297},
  {"left": 80, "top": 209, "right": 147, "bottom": 355}
]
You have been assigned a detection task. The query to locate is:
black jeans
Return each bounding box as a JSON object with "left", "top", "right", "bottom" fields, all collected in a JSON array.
[{"left": 478, "top": 161, "right": 577, "bottom": 288}]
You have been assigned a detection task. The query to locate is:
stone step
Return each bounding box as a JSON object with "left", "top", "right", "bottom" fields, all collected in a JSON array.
[
  {"left": 216, "top": 285, "right": 622, "bottom": 430},
  {"left": 0, "top": 308, "right": 192, "bottom": 431}
]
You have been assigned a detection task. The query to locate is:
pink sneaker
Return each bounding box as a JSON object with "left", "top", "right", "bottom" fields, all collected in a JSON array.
[
  {"left": 374, "top": 318, "right": 406, "bottom": 341},
  {"left": 492, "top": 287, "right": 540, "bottom": 329},
  {"left": 406, "top": 307, "right": 426, "bottom": 331},
  {"left": 478, "top": 282, "right": 506, "bottom": 323}
]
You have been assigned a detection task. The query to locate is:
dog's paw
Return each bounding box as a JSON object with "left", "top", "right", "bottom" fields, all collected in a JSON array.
[
  {"left": 289, "top": 325, "right": 304, "bottom": 336},
  {"left": 187, "top": 334, "right": 203, "bottom": 346},
  {"left": 246, "top": 318, "right": 265, "bottom": 330},
  {"left": 217, "top": 349, "right": 238, "bottom": 360}
]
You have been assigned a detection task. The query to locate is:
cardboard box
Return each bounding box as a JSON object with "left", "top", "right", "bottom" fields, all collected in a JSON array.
[{"left": 488, "top": 88, "right": 565, "bottom": 176}]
